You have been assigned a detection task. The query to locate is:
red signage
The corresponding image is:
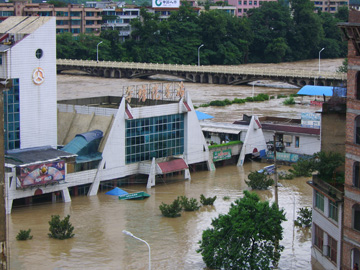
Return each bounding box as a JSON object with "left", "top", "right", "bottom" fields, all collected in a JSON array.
[{"left": 17, "top": 161, "right": 65, "bottom": 189}]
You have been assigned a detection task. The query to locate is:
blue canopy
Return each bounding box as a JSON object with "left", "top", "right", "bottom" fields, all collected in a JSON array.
[
  {"left": 297, "top": 85, "right": 334, "bottom": 97},
  {"left": 105, "top": 187, "right": 128, "bottom": 196},
  {"left": 196, "top": 110, "right": 214, "bottom": 120}
]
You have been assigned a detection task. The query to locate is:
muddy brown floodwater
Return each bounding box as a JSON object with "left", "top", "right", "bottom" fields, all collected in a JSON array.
[{"left": 8, "top": 59, "right": 343, "bottom": 269}]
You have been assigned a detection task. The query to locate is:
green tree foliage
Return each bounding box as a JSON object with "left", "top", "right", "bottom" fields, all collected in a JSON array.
[
  {"left": 247, "top": 2, "right": 292, "bottom": 63},
  {"left": 197, "top": 191, "right": 286, "bottom": 269},
  {"left": 294, "top": 207, "right": 312, "bottom": 227},
  {"left": 48, "top": 215, "right": 75, "bottom": 240},
  {"left": 159, "top": 198, "right": 183, "bottom": 217},
  {"left": 56, "top": 3, "right": 347, "bottom": 63},
  {"left": 290, "top": 0, "right": 323, "bottom": 60},
  {"left": 245, "top": 171, "right": 274, "bottom": 190},
  {"left": 179, "top": 196, "right": 201, "bottom": 211},
  {"left": 289, "top": 157, "right": 315, "bottom": 177},
  {"left": 16, "top": 229, "right": 33, "bottom": 241},
  {"left": 200, "top": 194, "right": 217, "bottom": 205},
  {"left": 313, "top": 151, "right": 345, "bottom": 183}
]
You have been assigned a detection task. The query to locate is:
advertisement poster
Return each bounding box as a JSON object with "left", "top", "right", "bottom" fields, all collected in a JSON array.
[
  {"left": 17, "top": 161, "right": 65, "bottom": 189},
  {"left": 152, "top": 0, "right": 180, "bottom": 8},
  {"left": 213, "top": 149, "right": 232, "bottom": 162}
]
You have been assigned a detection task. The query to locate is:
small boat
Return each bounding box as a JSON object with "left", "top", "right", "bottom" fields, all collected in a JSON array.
[{"left": 119, "top": 191, "right": 150, "bottom": 200}]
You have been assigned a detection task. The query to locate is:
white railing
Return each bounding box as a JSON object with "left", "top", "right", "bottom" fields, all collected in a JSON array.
[{"left": 57, "top": 59, "right": 347, "bottom": 81}]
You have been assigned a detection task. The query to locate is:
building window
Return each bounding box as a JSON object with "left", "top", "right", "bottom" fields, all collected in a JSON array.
[
  {"left": 244, "top": 1, "right": 247, "bottom": 4},
  {"left": 327, "top": 235, "right": 337, "bottom": 263},
  {"left": 354, "top": 162, "right": 360, "bottom": 188},
  {"left": 315, "top": 191, "right": 324, "bottom": 212},
  {"left": 0, "top": 54, "right": 2, "bottom": 65},
  {"left": 35, "top": 49, "right": 43, "bottom": 59},
  {"left": 314, "top": 224, "right": 324, "bottom": 251},
  {"left": 254, "top": 1, "right": 257, "bottom": 4},
  {"left": 329, "top": 201, "right": 338, "bottom": 222},
  {"left": 295, "top": 136, "right": 300, "bottom": 148},
  {"left": 353, "top": 204, "right": 360, "bottom": 231},
  {"left": 357, "top": 72, "right": 360, "bottom": 100},
  {"left": 4, "top": 79, "right": 20, "bottom": 150},
  {"left": 356, "top": 116, "right": 360, "bottom": 144},
  {"left": 238, "top": 0, "right": 241, "bottom": 4},
  {"left": 125, "top": 114, "right": 185, "bottom": 164}
]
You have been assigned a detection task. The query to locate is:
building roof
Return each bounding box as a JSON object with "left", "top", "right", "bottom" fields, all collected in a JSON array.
[
  {"left": 0, "top": 16, "right": 53, "bottom": 35},
  {"left": 5, "top": 146, "right": 76, "bottom": 167},
  {"left": 261, "top": 123, "right": 320, "bottom": 135},
  {"left": 297, "top": 85, "right": 346, "bottom": 97},
  {"left": 200, "top": 121, "right": 248, "bottom": 134}
]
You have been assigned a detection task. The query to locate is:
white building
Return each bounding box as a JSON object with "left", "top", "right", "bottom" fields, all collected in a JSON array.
[
  {"left": 308, "top": 175, "right": 343, "bottom": 270},
  {"left": 0, "top": 16, "right": 57, "bottom": 150}
]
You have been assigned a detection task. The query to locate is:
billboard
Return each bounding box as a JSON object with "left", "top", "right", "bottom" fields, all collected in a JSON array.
[
  {"left": 152, "top": 0, "right": 180, "bottom": 8},
  {"left": 17, "top": 161, "right": 65, "bottom": 189},
  {"left": 213, "top": 149, "right": 232, "bottom": 162}
]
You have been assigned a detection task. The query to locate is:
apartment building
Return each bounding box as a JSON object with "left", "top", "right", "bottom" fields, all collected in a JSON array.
[
  {"left": 313, "top": 0, "right": 348, "bottom": 13},
  {"left": 0, "top": 1, "right": 102, "bottom": 35},
  {"left": 86, "top": 1, "right": 140, "bottom": 41},
  {"left": 338, "top": 10, "right": 360, "bottom": 270}
]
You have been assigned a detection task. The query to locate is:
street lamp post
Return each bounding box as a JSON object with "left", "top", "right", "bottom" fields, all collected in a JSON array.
[
  {"left": 97, "top": 41, "right": 103, "bottom": 63},
  {"left": 198, "top": 44, "right": 204, "bottom": 66},
  {"left": 122, "top": 230, "right": 151, "bottom": 270},
  {"left": 318, "top": 48, "right": 325, "bottom": 73}
]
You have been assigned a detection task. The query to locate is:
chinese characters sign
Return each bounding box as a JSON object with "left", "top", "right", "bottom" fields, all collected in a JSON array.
[
  {"left": 213, "top": 149, "right": 232, "bottom": 162},
  {"left": 124, "top": 82, "right": 185, "bottom": 104},
  {"left": 152, "top": 0, "right": 180, "bottom": 8}
]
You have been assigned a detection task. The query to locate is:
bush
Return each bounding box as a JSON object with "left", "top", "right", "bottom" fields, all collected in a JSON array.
[
  {"left": 209, "top": 100, "right": 227, "bottom": 106},
  {"left": 16, "top": 229, "right": 33, "bottom": 241},
  {"left": 48, "top": 215, "right": 75, "bottom": 240},
  {"left": 245, "top": 171, "right": 274, "bottom": 190},
  {"left": 294, "top": 208, "right": 312, "bottom": 227},
  {"left": 199, "top": 103, "right": 210, "bottom": 107},
  {"left": 245, "top": 97, "right": 254, "bottom": 102},
  {"left": 232, "top": 98, "right": 246, "bottom": 104},
  {"left": 290, "top": 93, "right": 299, "bottom": 97},
  {"left": 270, "top": 96, "right": 275, "bottom": 99},
  {"left": 200, "top": 194, "right": 217, "bottom": 205},
  {"left": 179, "top": 196, "right": 200, "bottom": 211},
  {"left": 223, "top": 99, "right": 232, "bottom": 105},
  {"left": 283, "top": 97, "right": 295, "bottom": 105},
  {"left": 289, "top": 157, "right": 315, "bottom": 177},
  {"left": 223, "top": 196, "right": 230, "bottom": 200},
  {"left": 257, "top": 93, "right": 269, "bottom": 100},
  {"left": 277, "top": 94, "right": 287, "bottom": 98},
  {"left": 159, "top": 198, "right": 183, "bottom": 217}
]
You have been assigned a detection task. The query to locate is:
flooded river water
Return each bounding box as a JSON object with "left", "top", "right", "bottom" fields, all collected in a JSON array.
[{"left": 8, "top": 59, "right": 344, "bottom": 269}]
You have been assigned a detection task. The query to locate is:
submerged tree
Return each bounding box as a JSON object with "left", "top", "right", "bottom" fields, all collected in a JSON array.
[
  {"left": 48, "top": 215, "right": 75, "bottom": 240},
  {"left": 198, "top": 191, "right": 286, "bottom": 269}
]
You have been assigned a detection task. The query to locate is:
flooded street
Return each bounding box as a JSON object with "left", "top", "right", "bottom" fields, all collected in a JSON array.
[
  {"left": 9, "top": 164, "right": 313, "bottom": 269},
  {"left": 8, "top": 58, "right": 344, "bottom": 269}
]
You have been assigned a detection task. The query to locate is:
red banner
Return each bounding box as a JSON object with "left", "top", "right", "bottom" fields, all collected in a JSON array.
[{"left": 17, "top": 161, "right": 65, "bottom": 189}]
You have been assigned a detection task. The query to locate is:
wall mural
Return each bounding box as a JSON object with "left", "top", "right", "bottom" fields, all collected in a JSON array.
[{"left": 17, "top": 161, "right": 65, "bottom": 189}]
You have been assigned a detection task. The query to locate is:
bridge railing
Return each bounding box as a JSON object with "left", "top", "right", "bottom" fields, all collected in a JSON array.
[{"left": 57, "top": 59, "right": 347, "bottom": 81}]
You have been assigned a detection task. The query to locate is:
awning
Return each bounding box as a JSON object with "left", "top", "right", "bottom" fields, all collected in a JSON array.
[
  {"left": 196, "top": 110, "right": 214, "bottom": 120},
  {"left": 158, "top": 159, "right": 188, "bottom": 174},
  {"left": 201, "top": 126, "right": 241, "bottom": 134},
  {"left": 296, "top": 85, "right": 348, "bottom": 97}
]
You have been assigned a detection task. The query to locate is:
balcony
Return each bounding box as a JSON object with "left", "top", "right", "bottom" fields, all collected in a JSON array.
[{"left": 308, "top": 174, "right": 344, "bottom": 202}]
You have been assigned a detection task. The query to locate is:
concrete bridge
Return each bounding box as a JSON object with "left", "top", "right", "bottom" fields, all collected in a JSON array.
[{"left": 57, "top": 59, "right": 347, "bottom": 87}]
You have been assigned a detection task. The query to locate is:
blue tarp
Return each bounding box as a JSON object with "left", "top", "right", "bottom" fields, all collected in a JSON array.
[
  {"left": 105, "top": 187, "right": 128, "bottom": 196},
  {"left": 196, "top": 110, "right": 214, "bottom": 120},
  {"left": 297, "top": 85, "right": 334, "bottom": 97}
]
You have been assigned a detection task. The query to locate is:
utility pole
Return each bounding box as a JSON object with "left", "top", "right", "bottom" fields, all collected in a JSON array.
[
  {"left": 0, "top": 91, "right": 7, "bottom": 270},
  {"left": 273, "top": 133, "right": 279, "bottom": 269},
  {"left": 273, "top": 133, "right": 278, "bottom": 206}
]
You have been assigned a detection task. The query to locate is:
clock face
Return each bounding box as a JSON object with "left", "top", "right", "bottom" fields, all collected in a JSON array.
[{"left": 33, "top": 67, "right": 45, "bottom": 85}]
